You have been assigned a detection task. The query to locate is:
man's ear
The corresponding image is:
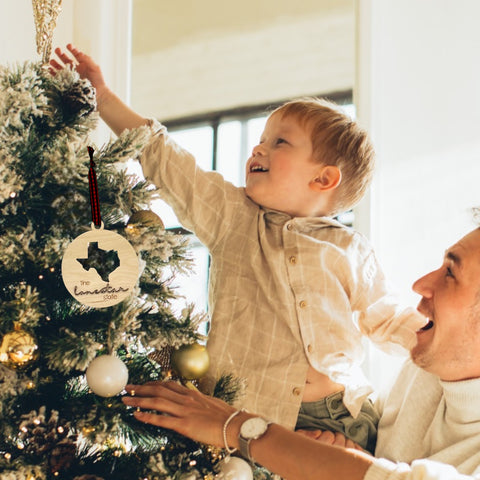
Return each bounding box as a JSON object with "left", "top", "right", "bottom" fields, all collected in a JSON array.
[{"left": 310, "top": 165, "right": 342, "bottom": 192}]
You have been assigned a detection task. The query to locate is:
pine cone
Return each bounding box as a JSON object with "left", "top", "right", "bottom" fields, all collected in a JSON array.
[
  {"left": 19, "top": 407, "right": 77, "bottom": 469},
  {"left": 61, "top": 78, "right": 96, "bottom": 120},
  {"left": 48, "top": 437, "right": 78, "bottom": 474},
  {"left": 148, "top": 346, "right": 174, "bottom": 371}
]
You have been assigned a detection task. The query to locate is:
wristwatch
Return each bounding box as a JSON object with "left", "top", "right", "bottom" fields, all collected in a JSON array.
[{"left": 238, "top": 417, "right": 272, "bottom": 463}]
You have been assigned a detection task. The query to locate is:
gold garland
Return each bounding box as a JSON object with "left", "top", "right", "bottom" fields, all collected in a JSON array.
[{"left": 31, "top": 0, "right": 63, "bottom": 64}]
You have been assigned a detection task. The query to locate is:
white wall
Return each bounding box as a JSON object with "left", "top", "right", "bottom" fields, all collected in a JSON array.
[
  {"left": 357, "top": 0, "right": 480, "bottom": 386},
  {"left": 130, "top": 1, "right": 355, "bottom": 119},
  {"left": 0, "top": 0, "right": 70, "bottom": 64},
  {"left": 357, "top": 0, "right": 480, "bottom": 303}
]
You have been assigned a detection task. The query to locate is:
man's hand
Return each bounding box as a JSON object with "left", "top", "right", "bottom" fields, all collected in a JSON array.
[
  {"left": 296, "top": 429, "right": 366, "bottom": 451},
  {"left": 122, "top": 380, "right": 238, "bottom": 448}
]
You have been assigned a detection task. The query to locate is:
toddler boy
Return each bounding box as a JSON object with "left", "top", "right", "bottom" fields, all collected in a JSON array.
[{"left": 51, "top": 45, "right": 426, "bottom": 453}]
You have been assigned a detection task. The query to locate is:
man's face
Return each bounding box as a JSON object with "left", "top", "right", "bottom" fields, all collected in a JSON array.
[{"left": 411, "top": 228, "right": 480, "bottom": 380}]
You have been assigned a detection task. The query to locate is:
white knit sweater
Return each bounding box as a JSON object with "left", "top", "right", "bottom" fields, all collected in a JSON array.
[{"left": 365, "top": 360, "right": 480, "bottom": 480}]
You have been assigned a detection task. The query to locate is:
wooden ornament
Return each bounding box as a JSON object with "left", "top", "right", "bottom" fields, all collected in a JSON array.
[{"left": 62, "top": 223, "right": 139, "bottom": 308}]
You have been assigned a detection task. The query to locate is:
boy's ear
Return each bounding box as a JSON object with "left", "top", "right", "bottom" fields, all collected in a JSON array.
[{"left": 310, "top": 165, "right": 342, "bottom": 192}]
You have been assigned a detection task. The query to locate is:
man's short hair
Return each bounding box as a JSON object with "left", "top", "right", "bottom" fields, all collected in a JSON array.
[{"left": 271, "top": 97, "right": 375, "bottom": 215}]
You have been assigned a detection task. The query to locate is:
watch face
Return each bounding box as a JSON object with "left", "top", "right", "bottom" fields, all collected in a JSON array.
[{"left": 240, "top": 417, "right": 269, "bottom": 439}]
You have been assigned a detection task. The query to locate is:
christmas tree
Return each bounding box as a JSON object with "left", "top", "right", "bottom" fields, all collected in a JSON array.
[{"left": 0, "top": 52, "right": 251, "bottom": 480}]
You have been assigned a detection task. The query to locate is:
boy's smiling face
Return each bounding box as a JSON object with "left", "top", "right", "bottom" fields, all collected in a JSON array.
[{"left": 245, "top": 113, "right": 325, "bottom": 217}]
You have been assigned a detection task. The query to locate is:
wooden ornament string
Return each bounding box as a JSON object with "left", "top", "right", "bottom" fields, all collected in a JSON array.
[{"left": 87, "top": 146, "right": 102, "bottom": 227}]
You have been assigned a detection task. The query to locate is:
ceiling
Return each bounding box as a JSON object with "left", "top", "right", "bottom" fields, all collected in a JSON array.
[{"left": 131, "top": 0, "right": 354, "bottom": 56}]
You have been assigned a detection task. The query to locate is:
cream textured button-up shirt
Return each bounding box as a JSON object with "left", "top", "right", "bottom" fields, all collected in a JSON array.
[{"left": 140, "top": 123, "right": 426, "bottom": 429}]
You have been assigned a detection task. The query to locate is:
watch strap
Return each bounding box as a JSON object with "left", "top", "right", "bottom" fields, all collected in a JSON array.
[
  {"left": 238, "top": 433, "right": 251, "bottom": 461},
  {"left": 238, "top": 418, "right": 272, "bottom": 463}
]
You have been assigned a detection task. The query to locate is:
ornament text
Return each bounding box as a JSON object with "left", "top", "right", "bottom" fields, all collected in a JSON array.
[{"left": 74, "top": 282, "right": 130, "bottom": 300}]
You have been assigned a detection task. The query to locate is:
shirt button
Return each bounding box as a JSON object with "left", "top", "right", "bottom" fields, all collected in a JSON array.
[
  {"left": 289, "top": 256, "right": 297, "bottom": 265},
  {"left": 307, "top": 344, "right": 313, "bottom": 353},
  {"left": 299, "top": 300, "right": 307, "bottom": 308},
  {"left": 292, "top": 387, "right": 302, "bottom": 396},
  {"left": 286, "top": 223, "right": 293, "bottom": 231}
]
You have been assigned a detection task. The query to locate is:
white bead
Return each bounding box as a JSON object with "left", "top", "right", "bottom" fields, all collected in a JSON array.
[{"left": 86, "top": 355, "right": 128, "bottom": 397}]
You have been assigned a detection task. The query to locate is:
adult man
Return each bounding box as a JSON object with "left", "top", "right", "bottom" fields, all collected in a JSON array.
[{"left": 123, "top": 226, "right": 480, "bottom": 480}]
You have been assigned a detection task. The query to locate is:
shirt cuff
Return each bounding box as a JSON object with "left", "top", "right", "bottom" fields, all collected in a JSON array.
[
  {"left": 364, "top": 458, "right": 409, "bottom": 480},
  {"left": 393, "top": 307, "right": 428, "bottom": 351},
  {"left": 364, "top": 458, "right": 471, "bottom": 480},
  {"left": 145, "top": 117, "right": 165, "bottom": 133}
]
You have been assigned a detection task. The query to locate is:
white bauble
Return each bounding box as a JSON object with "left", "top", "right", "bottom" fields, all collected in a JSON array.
[
  {"left": 178, "top": 472, "right": 200, "bottom": 480},
  {"left": 217, "top": 457, "right": 253, "bottom": 480},
  {"left": 86, "top": 355, "right": 128, "bottom": 397}
]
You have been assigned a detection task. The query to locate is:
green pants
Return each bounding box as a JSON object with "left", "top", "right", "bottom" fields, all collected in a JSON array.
[{"left": 295, "top": 391, "right": 379, "bottom": 454}]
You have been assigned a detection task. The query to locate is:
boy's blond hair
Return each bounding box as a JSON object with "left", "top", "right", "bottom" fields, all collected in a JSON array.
[{"left": 271, "top": 97, "right": 375, "bottom": 216}]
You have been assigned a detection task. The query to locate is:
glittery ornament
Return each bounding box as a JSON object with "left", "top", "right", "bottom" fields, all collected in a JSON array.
[
  {"left": 171, "top": 343, "right": 210, "bottom": 381},
  {"left": 31, "top": 0, "right": 63, "bottom": 64},
  {"left": 0, "top": 324, "right": 39, "bottom": 370}
]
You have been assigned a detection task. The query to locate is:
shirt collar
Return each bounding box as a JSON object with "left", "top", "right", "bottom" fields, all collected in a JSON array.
[
  {"left": 440, "top": 376, "right": 480, "bottom": 423},
  {"left": 261, "top": 207, "right": 347, "bottom": 230}
]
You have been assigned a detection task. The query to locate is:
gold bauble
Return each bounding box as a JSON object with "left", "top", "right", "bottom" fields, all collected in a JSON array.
[
  {"left": 170, "top": 343, "right": 210, "bottom": 380},
  {"left": 127, "top": 210, "right": 164, "bottom": 230},
  {"left": 0, "top": 325, "right": 39, "bottom": 370}
]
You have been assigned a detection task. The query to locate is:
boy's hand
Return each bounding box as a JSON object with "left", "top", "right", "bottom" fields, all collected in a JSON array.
[
  {"left": 295, "top": 429, "right": 365, "bottom": 451},
  {"left": 50, "top": 44, "right": 108, "bottom": 99},
  {"left": 49, "top": 44, "right": 147, "bottom": 135}
]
